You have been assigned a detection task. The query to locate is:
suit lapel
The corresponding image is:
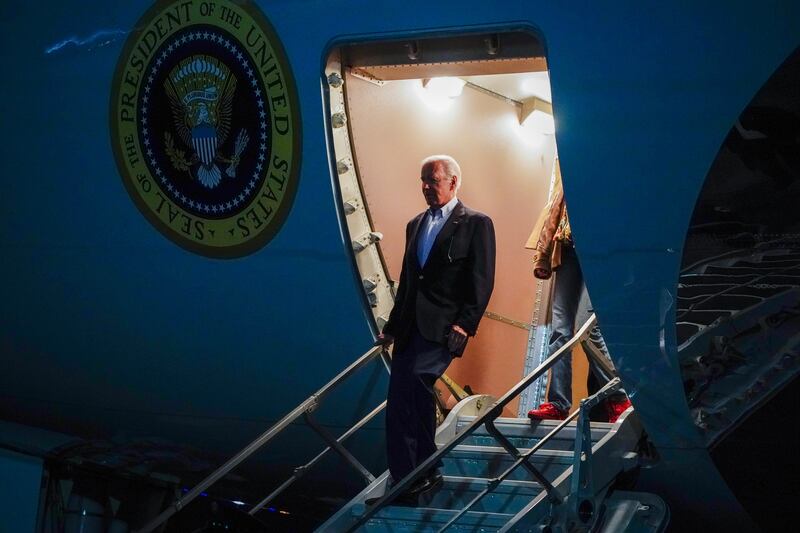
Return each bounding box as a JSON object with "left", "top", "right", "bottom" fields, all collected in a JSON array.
[
  {"left": 423, "top": 201, "right": 465, "bottom": 271},
  {"left": 408, "top": 212, "right": 426, "bottom": 272}
]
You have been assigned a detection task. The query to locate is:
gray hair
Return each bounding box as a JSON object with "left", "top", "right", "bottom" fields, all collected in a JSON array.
[{"left": 421, "top": 154, "right": 462, "bottom": 190}]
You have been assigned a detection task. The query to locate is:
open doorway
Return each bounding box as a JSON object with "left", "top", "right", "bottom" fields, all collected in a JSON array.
[{"left": 324, "top": 31, "right": 593, "bottom": 416}]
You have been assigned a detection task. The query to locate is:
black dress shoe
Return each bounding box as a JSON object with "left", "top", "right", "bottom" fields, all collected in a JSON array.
[
  {"left": 366, "top": 471, "right": 444, "bottom": 507},
  {"left": 408, "top": 471, "right": 443, "bottom": 496}
]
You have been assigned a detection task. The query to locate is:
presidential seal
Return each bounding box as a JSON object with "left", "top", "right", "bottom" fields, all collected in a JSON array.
[{"left": 111, "top": 0, "right": 300, "bottom": 257}]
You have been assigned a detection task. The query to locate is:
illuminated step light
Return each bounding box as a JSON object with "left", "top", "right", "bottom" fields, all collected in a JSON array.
[
  {"left": 423, "top": 77, "right": 466, "bottom": 98},
  {"left": 520, "top": 96, "right": 555, "bottom": 135}
]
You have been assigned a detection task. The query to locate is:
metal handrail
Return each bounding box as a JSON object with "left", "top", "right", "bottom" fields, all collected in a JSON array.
[
  {"left": 345, "top": 314, "right": 602, "bottom": 532},
  {"left": 437, "top": 377, "right": 623, "bottom": 532},
  {"left": 248, "top": 399, "right": 387, "bottom": 515},
  {"left": 136, "top": 344, "right": 388, "bottom": 533}
]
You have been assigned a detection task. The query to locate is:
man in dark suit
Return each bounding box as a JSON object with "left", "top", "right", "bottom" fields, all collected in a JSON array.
[{"left": 376, "top": 155, "right": 496, "bottom": 501}]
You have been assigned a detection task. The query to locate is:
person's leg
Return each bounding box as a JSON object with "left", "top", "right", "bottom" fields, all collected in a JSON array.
[
  {"left": 576, "top": 284, "right": 616, "bottom": 384},
  {"left": 386, "top": 341, "right": 418, "bottom": 483},
  {"left": 387, "top": 327, "right": 451, "bottom": 484},
  {"left": 410, "top": 332, "right": 452, "bottom": 475},
  {"left": 544, "top": 245, "right": 583, "bottom": 414},
  {"left": 575, "top": 276, "right": 630, "bottom": 420}
]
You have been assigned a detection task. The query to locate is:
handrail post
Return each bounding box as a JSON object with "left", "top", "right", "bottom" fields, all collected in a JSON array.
[
  {"left": 304, "top": 412, "right": 376, "bottom": 484},
  {"left": 437, "top": 409, "right": 581, "bottom": 533},
  {"left": 484, "top": 418, "right": 562, "bottom": 504},
  {"left": 248, "top": 400, "right": 386, "bottom": 516},
  {"left": 135, "top": 345, "right": 383, "bottom": 533},
  {"left": 547, "top": 378, "right": 623, "bottom": 530},
  {"left": 346, "top": 315, "right": 602, "bottom": 532}
]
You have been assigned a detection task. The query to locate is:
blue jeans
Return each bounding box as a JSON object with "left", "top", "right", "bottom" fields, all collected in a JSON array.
[{"left": 546, "top": 245, "right": 623, "bottom": 413}]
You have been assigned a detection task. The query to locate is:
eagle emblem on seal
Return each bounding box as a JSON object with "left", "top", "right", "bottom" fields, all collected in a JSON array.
[{"left": 162, "top": 55, "right": 250, "bottom": 189}]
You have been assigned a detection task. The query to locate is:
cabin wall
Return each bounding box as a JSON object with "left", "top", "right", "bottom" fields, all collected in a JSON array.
[{"left": 344, "top": 72, "right": 581, "bottom": 413}]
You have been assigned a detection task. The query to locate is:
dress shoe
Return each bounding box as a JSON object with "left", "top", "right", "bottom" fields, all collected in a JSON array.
[
  {"left": 606, "top": 397, "right": 632, "bottom": 423},
  {"left": 527, "top": 402, "right": 567, "bottom": 420},
  {"left": 365, "top": 471, "right": 442, "bottom": 507},
  {"left": 408, "top": 470, "right": 443, "bottom": 496}
]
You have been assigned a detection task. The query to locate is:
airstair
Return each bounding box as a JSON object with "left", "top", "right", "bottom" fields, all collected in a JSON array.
[
  {"left": 318, "top": 392, "right": 664, "bottom": 532},
  {"left": 136, "top": 316, "right": 669, "bottom": 533},
  {"left": 676, "top": 243, "right": 800, "bottom": 444}
]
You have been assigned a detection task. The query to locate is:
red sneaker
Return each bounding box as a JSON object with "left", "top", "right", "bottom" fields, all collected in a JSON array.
[
  {"left": 606, "top": 397, "right": 632, "bottom": 423},
  {"left": 527, "top": 402, "right": 567, "bottom": 420}
]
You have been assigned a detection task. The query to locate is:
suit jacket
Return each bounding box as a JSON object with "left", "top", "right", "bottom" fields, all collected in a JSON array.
[{"left": 383, "top": 200, "right": 496, "bottom": 354}]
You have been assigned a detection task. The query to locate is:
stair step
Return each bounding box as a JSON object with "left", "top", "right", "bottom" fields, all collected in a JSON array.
[
  {"left": 679, "top": 273, "right": 758, "bottom": 285},
  {"left": 676, "top": 322, "right": 700, "bottom": 344},
  {"left": 455, "top": 416, "right": 610, "bottom": 450},
  {"left": 677, "top": 283, "right": 792, "bottom": 299},
  {"left": 679, "top": 273, "right": 800, "bottom": 286},
  {"left": 418, "top": 476, "right": 541, "bottom": 514},
  {"left": 359, "top": 506, "right": 516, "bottom": 532},
  {"left": 705, "top": 264, "right": 800, "bottom": 275},
  {"left": 443, "top": 446, "right": 573, "bottom": 482},
  {"left": 675, "top": 309, "right": 733, "bottom": 326},
  {"left": 732, "top": 259, "right": 800, "bottom": 269},
  {"left": 759, "top": 253, "right": 800, "bottom": 262},
  {"left": 677, "top": 293, "right": 762, "bottom": 310}
]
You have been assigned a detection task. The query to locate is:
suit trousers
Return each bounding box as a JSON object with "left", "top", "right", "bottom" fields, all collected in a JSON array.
[
  {"left": 546, "top": 245, "right": 624, "bottom": 413},
  {"left": 386, "top": 325, "right": 452, "bottom": 483}
]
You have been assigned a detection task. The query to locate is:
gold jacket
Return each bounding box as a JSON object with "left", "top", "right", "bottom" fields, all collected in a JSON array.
[{"left": 525, "top": 160, "right": 571, "bottom": 280}]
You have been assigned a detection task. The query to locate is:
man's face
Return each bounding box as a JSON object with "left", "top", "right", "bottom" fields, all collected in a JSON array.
[{"left": 421, "top": 161, "right": 457, "bottom": 209}]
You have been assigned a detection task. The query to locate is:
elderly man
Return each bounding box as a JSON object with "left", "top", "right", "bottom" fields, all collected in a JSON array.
[{"left": 376, "top": 155, "right": 496, "bottom": 503}]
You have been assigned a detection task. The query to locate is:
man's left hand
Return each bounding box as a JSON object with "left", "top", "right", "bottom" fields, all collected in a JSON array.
[
  {"left": 447, "top": 325, "right": 469, "bottom": 357},
  {"left": 451, "top": 325, "right": 468, "bottom": 337}
]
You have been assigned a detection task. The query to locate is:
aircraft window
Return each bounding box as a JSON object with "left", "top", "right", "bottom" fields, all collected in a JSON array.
[{"left": 324, "top": 31, "right": 589, "bottom": 417}]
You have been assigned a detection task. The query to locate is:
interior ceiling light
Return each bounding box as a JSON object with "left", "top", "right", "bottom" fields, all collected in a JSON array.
[
  {"left": 423, "top": 77, "right": 466, "bottom": 98},
  {"left": 520, "top": 96, "right": 555, "bottom": 135}
]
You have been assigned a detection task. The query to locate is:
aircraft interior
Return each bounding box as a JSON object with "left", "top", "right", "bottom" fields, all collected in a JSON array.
[{"left": 326, "top": 32, "right": 598, "bottom": 419}]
